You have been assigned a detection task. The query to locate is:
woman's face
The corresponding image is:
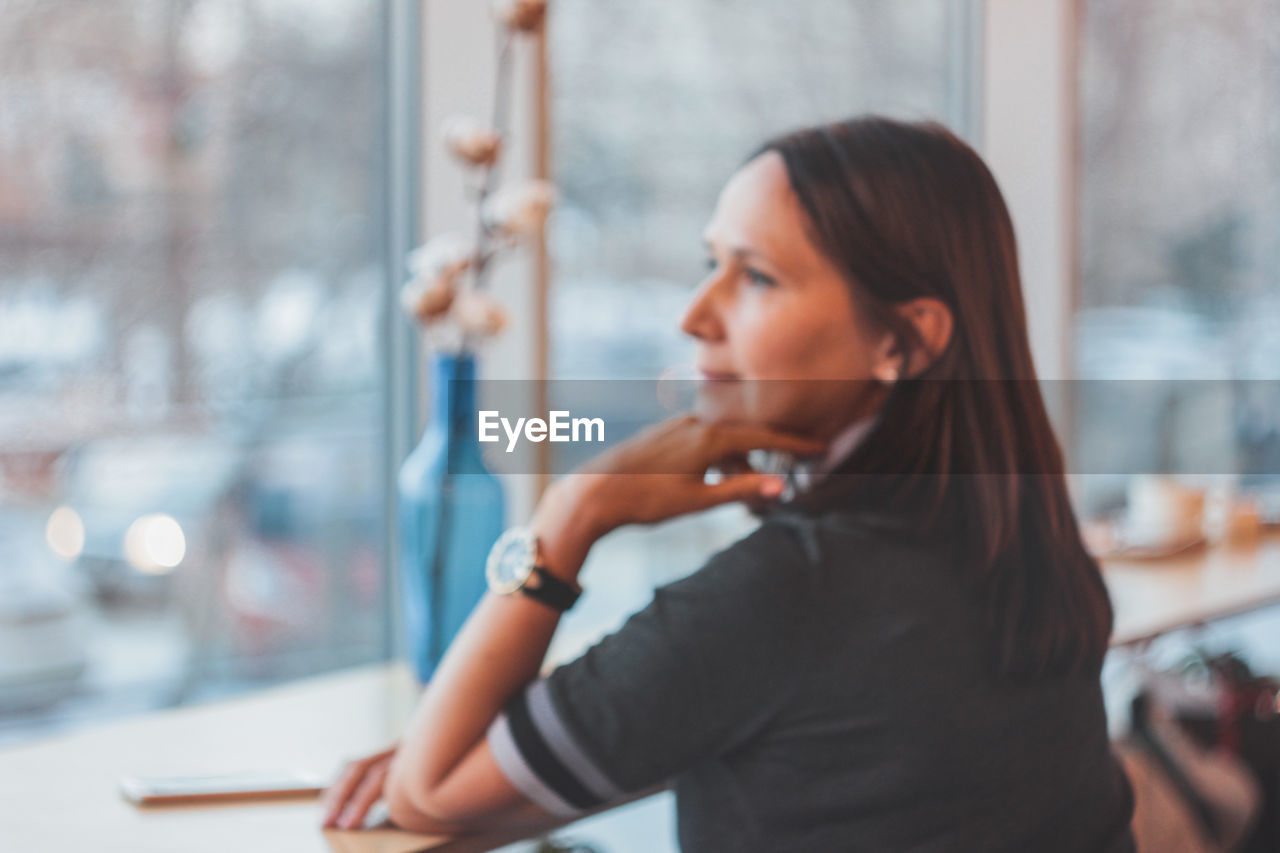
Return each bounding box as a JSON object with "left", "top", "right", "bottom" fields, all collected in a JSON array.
[{"left": 681, "top": 151, "right": 888, "bottom": 440}]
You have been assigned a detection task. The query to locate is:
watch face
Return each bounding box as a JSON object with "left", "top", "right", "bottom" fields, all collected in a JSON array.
[{"left": 486, "top": 527, "right": 536, "bottom": 594}]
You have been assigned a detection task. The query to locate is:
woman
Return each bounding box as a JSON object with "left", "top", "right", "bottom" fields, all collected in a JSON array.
[{"left": 322, "top": 116, "right": 1137, "bottom": 851}]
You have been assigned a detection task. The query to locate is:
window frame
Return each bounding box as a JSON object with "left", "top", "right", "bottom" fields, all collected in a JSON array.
[{"left": 980, "top": 0, "right": 1080, "bottom": 385}]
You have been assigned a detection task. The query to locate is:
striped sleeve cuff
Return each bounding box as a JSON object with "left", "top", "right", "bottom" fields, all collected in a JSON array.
[{"left": 486, "top": 677, "right": 624, "bottom": 817}]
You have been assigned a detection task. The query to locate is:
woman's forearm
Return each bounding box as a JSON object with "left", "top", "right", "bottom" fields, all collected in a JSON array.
[{"left": 386, "top": 475, "right": 604, "bottom": 815}]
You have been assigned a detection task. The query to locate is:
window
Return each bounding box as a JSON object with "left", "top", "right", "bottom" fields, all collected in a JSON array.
[
  {"left": 542, "top": 0, "right": 974, "bottom": 665},
  {"left": 0, "top": 0, "right": 398, "bottom": 744},
  {"left": 1075, "top": 0, "right": 1280, "bottom": 516}
]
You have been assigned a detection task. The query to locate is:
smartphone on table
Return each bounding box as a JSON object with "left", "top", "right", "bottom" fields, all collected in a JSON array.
[{"left": 119, "top": 770, "right": 328, "bottom": 806}]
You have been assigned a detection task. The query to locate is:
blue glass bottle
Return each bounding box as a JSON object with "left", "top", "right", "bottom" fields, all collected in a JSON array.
[{"left": 397, "top": 351, "right": 505, "bottom": 683}]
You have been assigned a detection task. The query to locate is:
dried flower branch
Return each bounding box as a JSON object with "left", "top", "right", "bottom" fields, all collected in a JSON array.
[{"left": 402, "top": 1, "right": 553, "bottom": 353}]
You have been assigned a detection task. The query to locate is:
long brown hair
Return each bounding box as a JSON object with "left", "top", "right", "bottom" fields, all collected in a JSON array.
[{"left": 751, "top": 116, "right": 1112, "bottom": 683}]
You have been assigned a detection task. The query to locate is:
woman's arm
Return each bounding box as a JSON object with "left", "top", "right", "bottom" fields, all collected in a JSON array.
[
  {"left": 379, "top": 416, "right": 826, "bottom": 830},
  {"left": 384, "top": 474, "right": 604, "bottom": 828}
]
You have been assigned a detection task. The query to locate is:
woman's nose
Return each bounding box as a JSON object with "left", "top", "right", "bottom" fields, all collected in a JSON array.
[{"left": 679, "top": 275, "right": 727, "bottom": 342}]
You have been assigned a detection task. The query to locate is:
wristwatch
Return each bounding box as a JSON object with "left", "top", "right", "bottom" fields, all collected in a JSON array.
[{"left": 485, "top": 526, "right": 582, "bottom": 612}]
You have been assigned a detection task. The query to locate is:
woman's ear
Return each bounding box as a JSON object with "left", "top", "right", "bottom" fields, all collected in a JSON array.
[
  {"left": 892, "top": 297, "right": 953, "bottom": 377},
  {"left": 869, "top": 298, "right": 953, "bottom": 383}
]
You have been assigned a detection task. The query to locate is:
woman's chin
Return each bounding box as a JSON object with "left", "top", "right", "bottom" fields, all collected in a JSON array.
[
  {"left": 691, "top": 380, "right": 799, "bottom": 429},
  {"left": 692, "top": 385, "right": 751, "bottom": 424},
  {"left": 693, "top": 399, "right": 785, "bottom": 431}
]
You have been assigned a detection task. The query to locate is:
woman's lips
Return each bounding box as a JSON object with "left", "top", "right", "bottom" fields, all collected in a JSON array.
[{"left": 697, "top": 369, "right": 740, "bottom": 382}]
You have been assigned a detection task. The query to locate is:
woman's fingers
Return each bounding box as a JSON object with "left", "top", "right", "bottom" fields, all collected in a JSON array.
[
  {"left": 690, "top": 472, "right": 786, "bottom": 512},
  {"left": 711, "top": 452, "right": 752, "bottom": 478},
  {"left": 557, "top": 415, "right": 827, "bottom": 529},
  {"left": 321, "top": 747, "right": 396, "bottom": 829},
  {"left": 336, "top": 760, "right": 390, "bottom": 830},
  {"left": 321, "top": 761, "right": 368, "bottom": 828}
]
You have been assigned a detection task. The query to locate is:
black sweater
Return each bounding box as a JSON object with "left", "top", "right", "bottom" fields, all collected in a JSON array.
[{"left": 487, "top": 503, "right": 1136, "bottom": 851}]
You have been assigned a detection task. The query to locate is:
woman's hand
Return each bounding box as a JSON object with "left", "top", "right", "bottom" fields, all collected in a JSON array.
[
  {"left": 321, "top": 745, "right": 398, "bottom": 830},
  {"left": 576, "top": 414, "right": 828, "bottom": 530},
  {"left": 544, "top": 415, "right": 828, "bottom": 541}
]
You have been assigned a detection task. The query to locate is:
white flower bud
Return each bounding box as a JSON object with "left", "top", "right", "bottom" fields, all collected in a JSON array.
[
  {"left": 441, "top": 116, "right": 502, "bottom": 167},
  {"left": 482, "top": 180, "right": 556, "bottom": 238},
  {"left": 453, "top": 291, "right": 509, "bottom": 338},
  {"left": 408, "top": 233, "right": 477, "bottom": 279},
  {"left": 400, "top": 273, "right": 456, "bottom": 324}
]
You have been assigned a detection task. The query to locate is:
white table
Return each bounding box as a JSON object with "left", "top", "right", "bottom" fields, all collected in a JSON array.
[
  {"left": 1106, "top": 532, "right": 1280, "bottom": 646},
  {"left": 0, "top": 663, "right": 672, "bottom": 853}
]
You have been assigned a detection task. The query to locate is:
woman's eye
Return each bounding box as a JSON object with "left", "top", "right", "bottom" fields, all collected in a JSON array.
[{"left": 701, "top": 256, "right": 776, "bottom": 287}]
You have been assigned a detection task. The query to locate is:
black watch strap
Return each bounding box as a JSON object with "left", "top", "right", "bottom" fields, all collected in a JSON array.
[{"left": 519, "top": 566, "right": 582, "bottom": 612}]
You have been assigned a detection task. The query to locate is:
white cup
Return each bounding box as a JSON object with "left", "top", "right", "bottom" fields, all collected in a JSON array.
[{"left": 1125, "top": 475, "right": 1206, "bottom": 546}]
